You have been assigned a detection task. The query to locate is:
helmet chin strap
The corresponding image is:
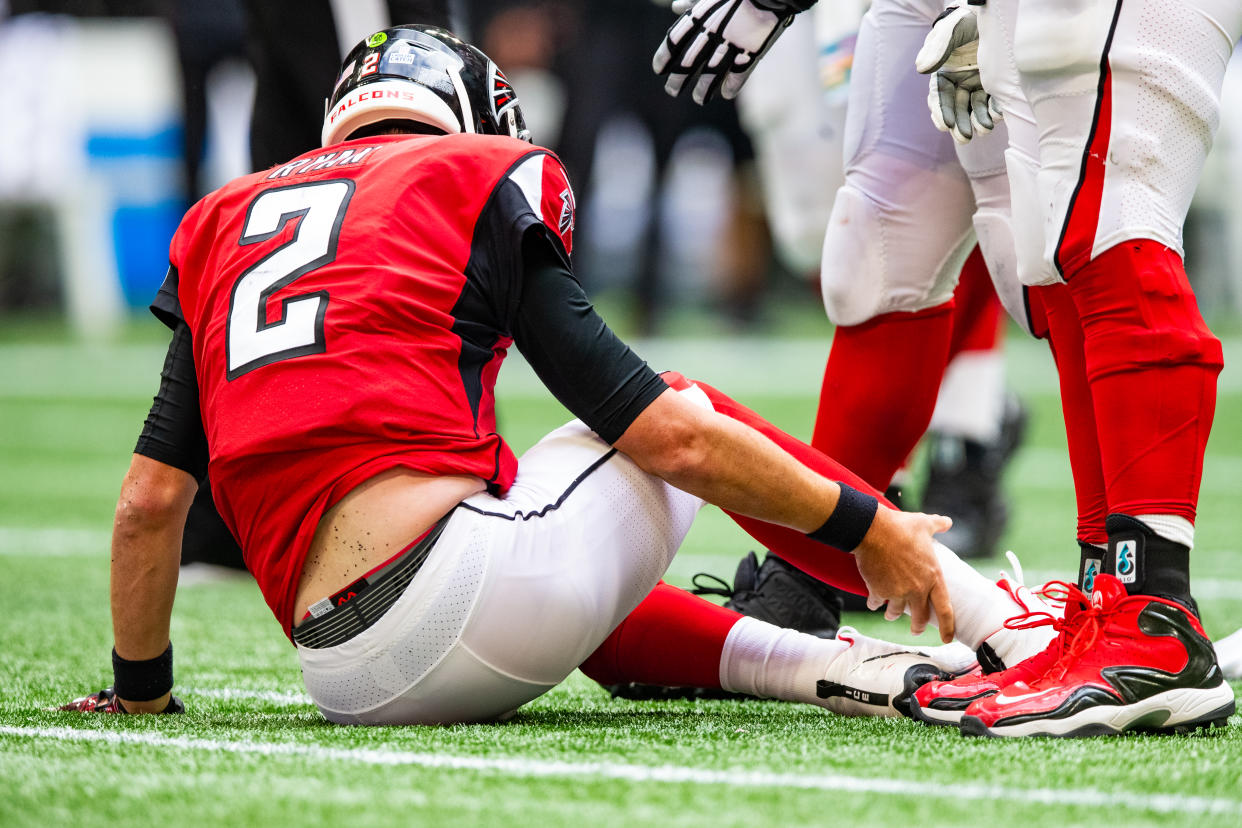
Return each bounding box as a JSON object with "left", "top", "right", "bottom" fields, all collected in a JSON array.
[{"left": 446, "top": 66, "right": 476, "bottom": 135}]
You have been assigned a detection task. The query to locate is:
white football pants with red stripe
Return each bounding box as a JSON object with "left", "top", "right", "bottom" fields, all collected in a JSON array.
[{"left": 978, "top": 0, "right": 1242, "bottom": 284}]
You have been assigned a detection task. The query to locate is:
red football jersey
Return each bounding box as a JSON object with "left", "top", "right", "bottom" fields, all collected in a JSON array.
[{"left": 160, "top": 133, "right": 577, "bottom": 632}]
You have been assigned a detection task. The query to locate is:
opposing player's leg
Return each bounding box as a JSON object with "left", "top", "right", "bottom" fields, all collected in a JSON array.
[
  {"left": 811, "top": 0, "right": 980, "bottom": 489},
  {"left": 948, "top": 0, "right": 1242, "bottom": 736}
]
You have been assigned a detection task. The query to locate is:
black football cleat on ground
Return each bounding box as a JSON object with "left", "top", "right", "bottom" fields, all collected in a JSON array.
[{"left": 920, "top": 394, "right": 1028, "bottom": 559}]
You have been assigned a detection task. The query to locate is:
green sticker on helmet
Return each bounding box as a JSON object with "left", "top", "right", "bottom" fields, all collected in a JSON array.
[{"left": 367, "top": 32, "right": 387, "bottom": 47}]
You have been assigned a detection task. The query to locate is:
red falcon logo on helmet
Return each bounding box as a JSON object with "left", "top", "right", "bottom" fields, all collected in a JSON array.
[{"left": 490, "top": 64, "right": 518, "bottom": 121}]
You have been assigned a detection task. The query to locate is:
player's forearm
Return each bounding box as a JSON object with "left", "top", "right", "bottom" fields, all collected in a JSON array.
[
  {"left": 109, "top": 455, "right": 197, "bottom": 660},
  {"left": 616, "top": 392, "right": 842, "bottom": 532},
  {"left": 661, "top": 414, "right": 841, "bottom": 531}
]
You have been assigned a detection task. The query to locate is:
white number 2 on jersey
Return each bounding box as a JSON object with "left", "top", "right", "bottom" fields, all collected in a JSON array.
[{"left": 227, "top": 179, "right": 354, "bottom": 379}]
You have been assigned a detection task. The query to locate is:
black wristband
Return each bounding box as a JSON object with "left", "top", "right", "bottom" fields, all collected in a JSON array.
[
  {"left": 112, "top": 643, "right": 174, "bottom": 702},
  {"left": 806, "top": 483, "right": 879, "bottom": 552}
]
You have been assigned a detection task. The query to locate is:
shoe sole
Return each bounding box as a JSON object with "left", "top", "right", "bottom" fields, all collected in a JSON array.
[
  {"left": 959, "top": 684, "right": 1237, "bottom": 738},
  {"left": 908, "top": 693, "right": 985, "bottom": 727}
]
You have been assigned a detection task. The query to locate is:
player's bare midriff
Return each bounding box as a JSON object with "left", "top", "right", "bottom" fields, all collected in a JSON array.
[{"left": 292, "top": 468, "right": 486, "bottom": 625}]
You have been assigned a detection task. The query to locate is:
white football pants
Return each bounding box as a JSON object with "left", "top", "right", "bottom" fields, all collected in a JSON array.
[
  {"left": 296, "top": 386, "right": 711, "bottom": 725},
  {"left": 978, "top": 0, "right": 1242, "bottom": 282}
]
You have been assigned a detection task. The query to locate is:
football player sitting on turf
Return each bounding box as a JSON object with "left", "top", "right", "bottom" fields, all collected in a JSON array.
[{"left": 65, "top": 25, "right": 1065, "bottom": 726}]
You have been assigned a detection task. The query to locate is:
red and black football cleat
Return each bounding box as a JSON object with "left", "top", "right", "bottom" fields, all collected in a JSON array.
[
  {"left": 57, "top": 687, "right": 128, "bottom": 713},
  {"left": 959, "top": 575, "right": 1235, "bottom": 738},
  {"left": 55, "top": 687, "right": 184, "bottom": 714}
]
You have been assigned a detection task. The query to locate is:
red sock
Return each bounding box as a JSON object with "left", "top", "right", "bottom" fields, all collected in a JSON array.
[
  {"left": 1036, "top": 282, "right": 1108, "bottom": 545},
  {"left": 1066, "top": 241, "right": 1222, "bottom": 521},
  {"left": 578, "top": 581, "right": 742, "bottom": 688},
  {"left": 948, "top": 247, "right": 1003, "bottom": 359},
  {"left": 672, "top": 374, "right": 882, "bottom": 595},
  {"left": 811, "top": 302, "right": 954, "bottom": 491}
]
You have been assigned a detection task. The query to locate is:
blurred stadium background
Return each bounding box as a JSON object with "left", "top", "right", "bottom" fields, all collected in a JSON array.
[{"left": 4, "top": 0, "right": 1242, "bottom": 337}]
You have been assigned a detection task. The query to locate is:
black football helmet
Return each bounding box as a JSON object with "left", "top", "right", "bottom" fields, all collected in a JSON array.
[{"left": 321, "top": 25, "right": 531, "bottom": 147}]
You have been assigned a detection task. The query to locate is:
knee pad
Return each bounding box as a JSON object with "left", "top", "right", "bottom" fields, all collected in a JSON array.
[
  {"left": 972, "top": 210, "right": 1035, "bottom": 337},
  {"left": 820, "top": 184, "right": 974, "bottom": 326},
  {"left": 1069, "top": 241, "right": 1224, "bottom": 381}
]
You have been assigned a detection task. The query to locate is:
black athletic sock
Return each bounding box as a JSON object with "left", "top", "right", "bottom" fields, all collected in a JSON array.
[
  {"left": 1076, "top": 540, "right": 1105, "bottom": 594},
  {"left": 1104, "top": 514, "right": 1196, "bottom": 615}
]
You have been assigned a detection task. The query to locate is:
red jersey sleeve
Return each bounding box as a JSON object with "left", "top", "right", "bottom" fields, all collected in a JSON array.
[{"left": 502, "top": 150, "right": 576, "bottom": 260}]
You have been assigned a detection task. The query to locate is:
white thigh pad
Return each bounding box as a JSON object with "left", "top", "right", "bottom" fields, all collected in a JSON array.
[{"left": 820, "top": 178, "right": 975, "bottom": 325}]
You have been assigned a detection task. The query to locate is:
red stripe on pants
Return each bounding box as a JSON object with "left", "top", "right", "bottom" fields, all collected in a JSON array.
[{"left": 1055, "top": 62, "right": 1113, "bottom": 278}]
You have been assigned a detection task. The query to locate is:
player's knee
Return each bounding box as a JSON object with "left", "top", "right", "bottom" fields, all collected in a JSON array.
[{"left": 971, "top": 210, "right": 1037, "bottom": 336}]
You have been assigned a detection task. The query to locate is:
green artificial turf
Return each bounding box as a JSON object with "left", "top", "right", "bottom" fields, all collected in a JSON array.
[{"left": 2, "top": 325, "right": 1240, "bottom": 827}]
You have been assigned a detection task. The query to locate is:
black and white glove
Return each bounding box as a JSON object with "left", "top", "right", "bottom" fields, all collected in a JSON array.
[
  {"left": 653, "top": 0, "right": 817, "bottom": 105},
  {"left": 914, "top": 5, "right": 1000, "bottom": 143}
]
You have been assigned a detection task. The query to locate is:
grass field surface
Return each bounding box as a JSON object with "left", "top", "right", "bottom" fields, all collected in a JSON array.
[{"left": 2, "top": 321, "right": 1241, "bottom": 827}]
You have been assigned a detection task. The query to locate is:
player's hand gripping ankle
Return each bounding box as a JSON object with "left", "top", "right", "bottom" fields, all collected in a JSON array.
[{"left": 854, "top": 507, "right": 956, "bottom": 643}]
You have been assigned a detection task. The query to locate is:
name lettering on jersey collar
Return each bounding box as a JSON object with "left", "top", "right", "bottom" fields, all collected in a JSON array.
[{"left": 267, "top": 146, "right": 380, "bottom": 180}]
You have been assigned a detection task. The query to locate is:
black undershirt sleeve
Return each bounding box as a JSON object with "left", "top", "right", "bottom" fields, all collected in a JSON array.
[
  {"left": 133, "top": 321, "right": 209, "bottom": 479},
  {"left": 511, "top": 230, "right": 669, "bottom": 445},
  {"left": 150, "top": 265, "right": 184, "bottom": 330}
]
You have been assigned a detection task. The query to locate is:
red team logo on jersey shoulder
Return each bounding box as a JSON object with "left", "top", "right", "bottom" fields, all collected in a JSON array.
[
  {"left": 558, "top": 187, "right": 575, "bottom": 236},
  {"left": 536, "top": 157, "right": 575, "bottom": 254}
]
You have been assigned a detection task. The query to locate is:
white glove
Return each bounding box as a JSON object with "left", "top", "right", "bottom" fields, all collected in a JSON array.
[
  {"left": 914, "top": 5, "right": 1001, "bottom": 144},
  {"left": 653, "top": 0, "right": 813, "bottom": 105}
]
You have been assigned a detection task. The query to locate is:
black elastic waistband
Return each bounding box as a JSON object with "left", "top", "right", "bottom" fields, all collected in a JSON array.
[{"left": 292, "top": 519, "right": 448, "bottom": 650}]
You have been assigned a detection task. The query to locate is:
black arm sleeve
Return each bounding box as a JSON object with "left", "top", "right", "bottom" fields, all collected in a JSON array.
[
  {"left": 133, "top": 321, "right": 209, "bottom": 479},
  {"left": 511, "top": 231, "right": 669, "bottom": 444}
]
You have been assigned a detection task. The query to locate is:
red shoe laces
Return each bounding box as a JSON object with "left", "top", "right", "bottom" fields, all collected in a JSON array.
[{"left": 1000, "top": 580, "right": 1101, "bottom": 683}]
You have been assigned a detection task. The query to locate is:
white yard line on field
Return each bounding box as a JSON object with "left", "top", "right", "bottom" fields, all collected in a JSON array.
[
  {"left": 183, "top": 688, "right": 312, "bottom": 705},
  {"left": 0, "top": 527, "right": 108, "bottom": 556},
  {"left": 2, "top": 724, "right": 1240, "bottom": 816}
]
